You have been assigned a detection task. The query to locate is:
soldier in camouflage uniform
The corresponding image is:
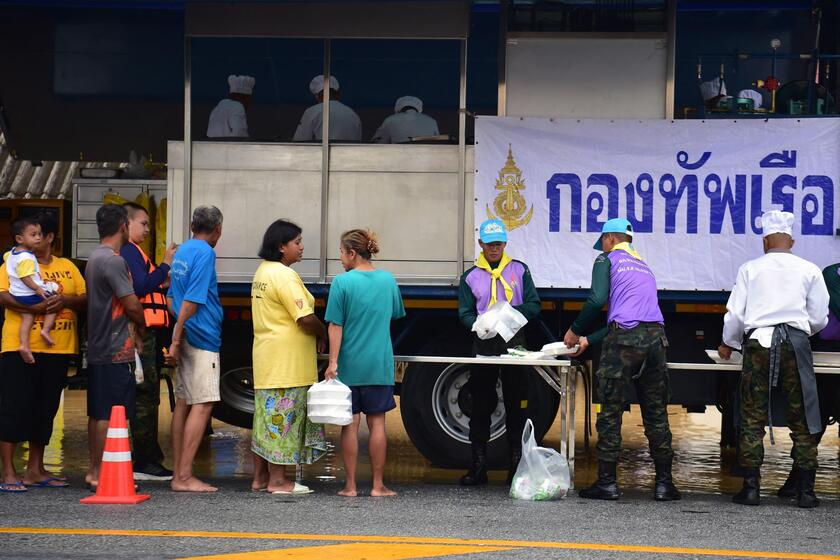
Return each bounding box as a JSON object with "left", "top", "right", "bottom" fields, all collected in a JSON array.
[
  {"left": 564, "top": 218, "right": 680, "bottom": 501},
  {"left": 775, "top": 263, "right": 840, "bottom": 496},
  {"left": 719, "top": 210, "right": 828, "bottom": 509},
  {"left": 737, "top": 340, "right": 818, "bottom": 473},
  {"left": 120, "top": 202, "right": 177, "bottom": 481}
]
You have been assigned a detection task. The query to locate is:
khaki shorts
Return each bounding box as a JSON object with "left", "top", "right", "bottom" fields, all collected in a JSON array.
[{"left": 174, "top": 338, "right": 220, "bottom": 405}]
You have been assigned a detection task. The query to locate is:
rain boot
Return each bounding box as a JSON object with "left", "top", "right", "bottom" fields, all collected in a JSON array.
[
  {"left": 653, "top": 458, "right": 682, "bottom": 501},
  {"left": 460, "top": 442, "right": 488, "bottom": 486},
  {"left": 796, "top": 469, "right": 819, "bottom": 509},
  {"left": 776, "top": 466, "right": 798, "bottom": 498},
  {"left": 505, "top": 445, "right": 522, "bottom": 485},
  {"left": 732, "top": 467, "right": 760, "bottom": 506},
  {"left": 579, "top": 460, "right": 620, "bottom": 500}
]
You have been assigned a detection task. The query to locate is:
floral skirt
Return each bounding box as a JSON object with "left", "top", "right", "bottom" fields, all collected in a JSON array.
[{"left": 251, "top": 386, "right": 327, "bottom": 465}]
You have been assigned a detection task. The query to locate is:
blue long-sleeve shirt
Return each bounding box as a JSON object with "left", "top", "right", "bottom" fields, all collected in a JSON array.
[{"left": 119, "top": 243, "right": 170, "bottom": 298}]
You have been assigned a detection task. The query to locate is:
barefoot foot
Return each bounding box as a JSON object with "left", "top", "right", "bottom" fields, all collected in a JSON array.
[
  {"left": 251, "top": 476, "right": 269, "bottom": 492},
  {"left": 370, "top": 485, "right": 397, "bottom": 497},
  {"left": 19, "top": 348, "right": 35, "bottom": 364},
  {"left": 338, "top": 487, "right": 358, "bottom": 497},
  {"left": 40, "top": 330, "right": 55, "bottom": 346},
  {"left": 171, "top": 476, "right": 218, "bottom": 492}
]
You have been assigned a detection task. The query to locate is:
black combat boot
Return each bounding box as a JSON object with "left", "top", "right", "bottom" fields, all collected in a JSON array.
[
  {"left": 460, "top": 442, "right": 488, "bottom": 486},
  {"left": 653, "top": 458, "right": 682, "bottom": 501},
  {"left": 796, "top": 469, "right": 820, "bottom": 509},
  {"left": 579, "top": 460, "right": 620, "bottom": 500},
  {"left": 732, "top": 467, "right": 760, "bottom": 505},
  {"left": 776, "top": 466, "right": 798, "bottom": 498},
  {"left": 505, "top": 445, "right": 522, "bottom": 485}
]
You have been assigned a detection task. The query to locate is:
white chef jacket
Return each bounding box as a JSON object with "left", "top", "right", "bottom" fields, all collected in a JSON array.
[
  {"left": 722, "top": 251, "right": 829, "bottom": 350},
  {"left": 292, "top": 101, "right": 362, "bottom": 142},
  {"left": 207, "top": 99, "right": 249, "bottom": 138},
  {"left": 372, "top": 110, "right": 439, "bottom": 144}
]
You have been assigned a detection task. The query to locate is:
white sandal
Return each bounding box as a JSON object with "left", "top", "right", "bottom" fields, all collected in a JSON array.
[{"left": 271, "top": 482, "right": 313, "bottom": 495}]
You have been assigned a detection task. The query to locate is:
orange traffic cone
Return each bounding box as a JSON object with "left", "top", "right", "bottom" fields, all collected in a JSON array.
[{"left": 81, "top": 405, "right": 151, "bottom": 505}]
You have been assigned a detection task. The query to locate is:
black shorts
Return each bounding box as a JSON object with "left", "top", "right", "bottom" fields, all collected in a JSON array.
[
  {"left": 350, "top": 385, "right": 396, "bottom": 415},
  {"left": 87, "top": 363, "right": 136, "bottom": 421},
  {"left": 0, "top": 352, "right": 69, "bottom": 445}
]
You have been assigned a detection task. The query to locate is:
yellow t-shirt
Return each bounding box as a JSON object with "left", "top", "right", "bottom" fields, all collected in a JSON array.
[
  {"left": 0, "top": 257, "right": 86, "bottom": 354},
  {"left": 251, "top": 261, "right": 317, "bottom": 389}
]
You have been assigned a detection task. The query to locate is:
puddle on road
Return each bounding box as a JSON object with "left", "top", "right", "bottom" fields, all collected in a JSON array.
[{"left": 17, "top": 382, "right": 840, "bottom": 497}]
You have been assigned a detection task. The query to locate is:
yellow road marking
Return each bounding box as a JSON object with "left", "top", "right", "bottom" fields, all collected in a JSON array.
[
  {"left": 182, "top": 543, "right": 514, "bottom": 560},
  {"left": 0, "top": 527, "right": 837, "bottom": 560}
]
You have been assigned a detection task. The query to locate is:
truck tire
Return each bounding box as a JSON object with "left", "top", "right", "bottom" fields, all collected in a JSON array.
[
  {"left": 212, "top": 366, "right": 255, "bottom": 429},
  {"left": 400, "top": 336, "right": 561, "bottom": 469}
]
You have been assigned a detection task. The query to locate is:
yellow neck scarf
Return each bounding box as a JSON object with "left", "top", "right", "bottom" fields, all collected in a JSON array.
[
  {"left": 611, "top": 241, "right": 643, "bottom": 260},
  {"left": 476, "top": 251, "right": 514, "bottom": 305}
]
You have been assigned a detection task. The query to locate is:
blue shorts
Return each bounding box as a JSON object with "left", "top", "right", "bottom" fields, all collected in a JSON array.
[
  {"left": 350, "top": 385, "right": 396, "bottom": 415},
  {"left": 13, "top": 294, "right": 43, "bottom": 306},
  {"left": 87, "top": 363, "right": 136, "bottom": 421}
]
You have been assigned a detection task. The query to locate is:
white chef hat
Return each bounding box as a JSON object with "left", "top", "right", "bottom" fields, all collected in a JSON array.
[
  {"left": 309, "top": 75, "right": 340, "bottom": 95},
  {"left": 699, "top": 77, "right": 727, "bottom": 101},
  {"left": 228, "top": 75, "right": 255, "bottom": 95},
  {"left": 737, "top": 89, "right": 763, "bottom": 109},
  {"left": 395, "top": 96, "right": 423, "bottom": 113},
  {"left": 761, "top": 210, "right": 795, "bottom": 237}
]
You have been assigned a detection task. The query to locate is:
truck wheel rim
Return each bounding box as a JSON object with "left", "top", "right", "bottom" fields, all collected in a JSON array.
[
  {"left": 220, "top": 367, "right": 255, "bottom": 415},
  {"left": 430, "top": 364, "right": 506, "bottom": 444}
]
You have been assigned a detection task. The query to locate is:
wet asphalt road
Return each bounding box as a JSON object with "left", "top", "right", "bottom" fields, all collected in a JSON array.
[
  {"left": 0, "top": 478, "right": 838, "bottom": 560},
  {"left": 0, "top": 389, "right": 839, "bottom": 559}
]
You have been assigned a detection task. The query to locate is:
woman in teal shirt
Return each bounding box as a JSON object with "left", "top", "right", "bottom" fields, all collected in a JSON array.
[{"left": 325, "top": 229, "right": 405, "bottom": 498}]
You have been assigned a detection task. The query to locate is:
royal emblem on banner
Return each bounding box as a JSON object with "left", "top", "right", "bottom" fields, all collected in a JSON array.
[{"left": 487, "top": 144, "right": 534, "bottom": 231}]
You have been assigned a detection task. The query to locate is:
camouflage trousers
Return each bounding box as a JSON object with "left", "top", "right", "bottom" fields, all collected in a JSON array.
[
  {"left": 130, "top": 329, "right": 165, "bottom": 465},
  {"left": 594, "top": 323, "right": 674, "bottom": 463},
  {"left": 738, "top": 339, "right": 819, "bottom": 470}
]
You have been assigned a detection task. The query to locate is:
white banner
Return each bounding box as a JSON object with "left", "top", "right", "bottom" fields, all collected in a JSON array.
[{"left": 475, "top": 117, "right": 840, "bottom": 291}]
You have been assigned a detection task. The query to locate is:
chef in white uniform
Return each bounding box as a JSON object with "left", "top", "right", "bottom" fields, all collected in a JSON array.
[
  {"left": 292, "top": 75, "right": 362, "bottom": 142},
  {"left": 207, "top": 75, "right": 255, "bottom": 139},
  {"left": 372, "top": 96, "right": 439, "bottom": 144},
  {"left": 718, "top": 210, "right": 829, "bottom": 509}
]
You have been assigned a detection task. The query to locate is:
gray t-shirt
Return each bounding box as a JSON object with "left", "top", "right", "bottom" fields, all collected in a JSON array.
[{"left": 85, "top": 244, "right": 136, "bottom": 365}]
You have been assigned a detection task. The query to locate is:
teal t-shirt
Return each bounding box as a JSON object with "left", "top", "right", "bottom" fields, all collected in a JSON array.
[{"left": 324, "top": 269, "right": 406, "bottom": 386}]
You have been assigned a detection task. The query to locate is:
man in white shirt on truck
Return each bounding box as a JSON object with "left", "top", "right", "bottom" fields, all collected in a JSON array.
[
  {"left": 207, "top": 75, "right": 255, "bottom": 139},
  {"left": 292, "top": 75, "right": 361, "bottom": 142}
]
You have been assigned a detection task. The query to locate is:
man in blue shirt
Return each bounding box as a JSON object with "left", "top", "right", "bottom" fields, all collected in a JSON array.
[{"left": 166, "top": 206, "right": 224, "bottom": 493}]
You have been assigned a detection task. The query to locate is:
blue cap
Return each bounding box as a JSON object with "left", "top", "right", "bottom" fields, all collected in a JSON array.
[
  {"left": 479, "top": 219, "right": 508, "bottom": 243},
  {"left": 593, "top": 218, "right": 633, "bottom": 251}
]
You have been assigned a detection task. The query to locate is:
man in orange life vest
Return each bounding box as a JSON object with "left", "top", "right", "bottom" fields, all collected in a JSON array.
[{"left": 120, "top": 202, "right": 177, "bottom": 481}]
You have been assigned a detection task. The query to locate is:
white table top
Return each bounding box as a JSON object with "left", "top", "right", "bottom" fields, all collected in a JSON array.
[{"left": 392, "top": 355, "right": 572, "bottom": 367}]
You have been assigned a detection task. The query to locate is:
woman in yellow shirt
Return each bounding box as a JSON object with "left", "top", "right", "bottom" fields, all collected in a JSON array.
[
  {"left": 250, "top": 220, "right": 327, "bottom": 494},
  {"left": 0, "top": 213, "right": 87, "bottom": 492}
]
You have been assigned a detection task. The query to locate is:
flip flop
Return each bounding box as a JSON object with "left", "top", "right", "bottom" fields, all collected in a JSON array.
[
  {"left": 0, "top": 482, "right": 27, "bottom": 493},
  {"left": 25, "top": 477, "right": 69, "bottom": 488},
  {"left": 271, "top": 482, "right": 313, "bottom": 495}
]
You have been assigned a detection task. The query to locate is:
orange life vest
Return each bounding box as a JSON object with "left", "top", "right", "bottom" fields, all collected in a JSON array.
[{"left": 131, "top": 242, "right": 170, "bottom": 328}]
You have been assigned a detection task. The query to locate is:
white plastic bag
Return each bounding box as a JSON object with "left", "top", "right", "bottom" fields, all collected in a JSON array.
[
  {"left": 471, "top": 301, "right": 528, "bottom": 342},
  {"left": 134, "top": 350, "right": 144, "bottom": 385},
  {"left": 509, "top": 419, "right": 570, "bottom": 501},
  {"left": 307, "top": 378, "right": 353, "bottom": 426}
]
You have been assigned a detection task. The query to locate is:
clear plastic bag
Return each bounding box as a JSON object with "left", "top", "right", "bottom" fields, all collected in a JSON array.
[
  {"left": 134, "top": 350, "right": 144, "bottom": 385},
  {"left": 471, "top": 301, "right": 528, "bottom": 342},
  {"left": 307, "top": 378, "right": 353, "bottom": 426},
  {"left": 509, "top": 419, "right": 570, "bottom": 501}
]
